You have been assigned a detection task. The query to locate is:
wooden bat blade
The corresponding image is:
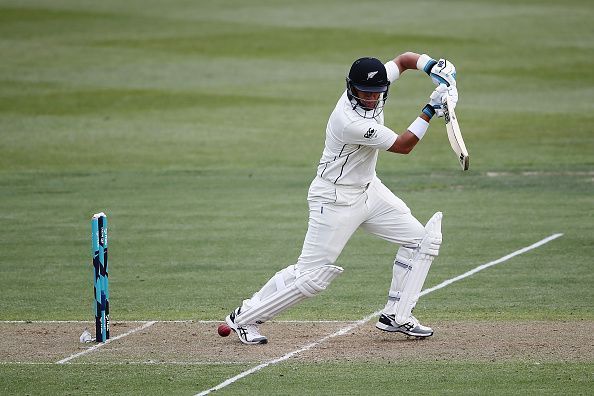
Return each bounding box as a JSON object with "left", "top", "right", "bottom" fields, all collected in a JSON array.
[{"left": 443, "top": 95, "right": 469, "bottom": 170}]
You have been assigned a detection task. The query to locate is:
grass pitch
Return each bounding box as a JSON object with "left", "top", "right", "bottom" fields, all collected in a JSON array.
[{"left": 1, "top": 0, "right": 593, "bottom": 394}]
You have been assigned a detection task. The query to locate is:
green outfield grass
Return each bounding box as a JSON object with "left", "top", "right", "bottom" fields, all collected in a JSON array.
[
  {"left": 1, "top": 362, "right": 592, "bottom": 395},
  {"left": 1, "top": 0, "right": 592, "bottom": 394}
]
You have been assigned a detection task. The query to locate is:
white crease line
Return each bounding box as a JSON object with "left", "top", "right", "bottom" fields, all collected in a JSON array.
[
  {"left": 195, "top": 233, "right": 564, "bottom": 396},
  {"left": 1, "top": 319, "right": 354, "bottom": 324},
  {"left": 1, "top": 320, "right": 185, "bottom": 324},
  {"left": 56, "top": 321, "right": 157, "bottom": 364},
  {"left": 191, "top": 320, "right": 354, "bottom": 324},
  {"left": 1, "top": 320, "right": 96, "bottom": 324},
  {"left": 104, "top": 360, "right": 251, "bottom": 365},
  {"left": 420, "top": 233, "right": 564, "bottom": 296},
  {"left": 2, "top": 361, "right": 251, "bottom": 366}
]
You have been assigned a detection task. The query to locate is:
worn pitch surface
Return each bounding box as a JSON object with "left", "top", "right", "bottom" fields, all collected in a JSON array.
[{"left": 2, "top": 320, "right": 592, "bottom": 365}]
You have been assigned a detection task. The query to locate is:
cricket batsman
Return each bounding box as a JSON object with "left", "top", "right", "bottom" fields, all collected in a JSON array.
[{"left": 224, "top": 52, "right": 458, "bottom": 344}]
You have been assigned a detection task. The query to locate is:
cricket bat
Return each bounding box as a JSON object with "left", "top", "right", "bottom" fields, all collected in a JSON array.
[{"left": 442, "top": 95, "right": 469, "bottom": 170}]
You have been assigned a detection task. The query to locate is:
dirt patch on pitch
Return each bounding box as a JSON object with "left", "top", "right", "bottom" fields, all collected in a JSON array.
[
  {"left": 1, "top": 320, "right": 592, "bottom": 364},
  {"left": 0, "top": 321, "right": 139, "bottom": 363},
  {"left": 75, "top": 321, "right": 350, "bottom": 364},
  {"left": 296, "top": 320, "right": 594, "bottom": 363},
  {"left": 86, "top": 320, "right": 594, "bottom": 364}
]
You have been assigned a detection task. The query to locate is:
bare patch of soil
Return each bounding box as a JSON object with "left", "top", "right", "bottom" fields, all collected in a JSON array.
[
  {"left": 0, "top": 321, "right": 138, "bottom": 363},
  {"left": 77, "top": 321, "right": 349, "bottom": 364},
  {"left": 1, "top": 320, "right": 592, "bottom": 364},
  {"left": 297, "top": 320, "right": 594, "bottom": 363}
]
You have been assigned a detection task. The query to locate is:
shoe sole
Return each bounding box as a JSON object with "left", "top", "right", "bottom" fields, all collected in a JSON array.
[
  {"left": 225, "top": 316, "right": 268, "bottom": 345},
  {"left": 375, "top": 322, "right": 433, "bottom": 338}
]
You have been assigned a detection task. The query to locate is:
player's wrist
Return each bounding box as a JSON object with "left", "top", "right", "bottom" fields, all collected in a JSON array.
[
  {"left": 417, "top": 54, "right": 437, "bottom": 75},
  {"left": 422, "top": 104, "right": 435, "bottom": 120},
  {"left": 408, "top": 116, "right": 430, "bottom": 140}
]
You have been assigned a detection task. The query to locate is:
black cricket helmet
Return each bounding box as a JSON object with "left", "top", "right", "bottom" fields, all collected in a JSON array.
[{"left": 346, "top": 57, "right": 390, "bottom": 118}]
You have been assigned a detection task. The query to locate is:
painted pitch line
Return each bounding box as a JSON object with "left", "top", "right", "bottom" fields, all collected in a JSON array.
[
  {"left": 0, "top": 320, "right": 191, "bottom": 324},
  {"left": 55, "top": 321, "right": 157, "bottom": 364},
  {"left": 1, "top": 319, "right": 354, "bottom": 324},
  {"left": 1, "top": 320, "right": 91, "bottom": 324},
  {"left": 1, "top": 320, "right": 185, "bottom": 324},
  {"left": 420, "top": 233, "right": 564, "bottom": 297},
  {"left": 2, "top": 361, "right": 251, "bottom": 366},
  {"left": 164, "top": 320, "right": 354, "bottom": 324},
  {"left": 195, "top": 233, "right": 563, "bottom": 396}
]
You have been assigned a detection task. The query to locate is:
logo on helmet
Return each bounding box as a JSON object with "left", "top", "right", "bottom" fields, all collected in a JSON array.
[{"left": 367, "top": 71, "right": 379, "bottom": 80}]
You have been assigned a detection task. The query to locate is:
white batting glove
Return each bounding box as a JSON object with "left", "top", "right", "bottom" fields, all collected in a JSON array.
[
  {"left": 428, "top": 85, "right": 459, "bottom": 118},
  {"left": 429, "top": 85, "right": 448, "bottom": 117},
  {"left": 445, "top": 85, "right": 459, "bottom": 107},
  {"left": 430, "top": 59, "right": 457, "bottom": 87}
]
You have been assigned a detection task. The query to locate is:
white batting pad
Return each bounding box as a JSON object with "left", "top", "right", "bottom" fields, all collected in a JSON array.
[
  {"left": 236, "top": 265, "right": 343, "bottom": 325},
  {"left": 386, "top": 212, "right": 442, "bottom": 323},
  {"left": 419, "top": 211, "right": 442, "bottom": 256}
]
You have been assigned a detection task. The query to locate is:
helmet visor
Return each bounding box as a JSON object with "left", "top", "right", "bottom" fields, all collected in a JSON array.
[{"left": 352, "top": 83, "right": 389, "bottom": 93}]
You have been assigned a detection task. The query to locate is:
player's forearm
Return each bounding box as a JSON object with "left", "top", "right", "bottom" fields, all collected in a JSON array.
[
  {"left": 388, "top": 106, "right": 434, "bottom": 155},
  {"left": 388, "top": 131, "right": 419, "bottom": 154},
  {"left": 387, "top": 52, "right": 438, "bottom": 82},
  {"left": 420, "top": 112, "right": 431, "bottom": 122},
  {"left": 393, "top": 52, "right": 421, "bottom": 74}
]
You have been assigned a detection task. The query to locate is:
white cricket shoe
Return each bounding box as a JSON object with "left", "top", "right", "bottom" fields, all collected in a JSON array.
[
  {"left": 375, "top": 313, "right": 433, "bottom": 338},
  {"left": 225, "top": 307, "right": 268, "bottom": 345}
]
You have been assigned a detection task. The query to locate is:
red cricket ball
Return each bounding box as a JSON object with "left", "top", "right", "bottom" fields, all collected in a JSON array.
[{"left": 218, "top": 323, "right": 231, "bottom": 337}]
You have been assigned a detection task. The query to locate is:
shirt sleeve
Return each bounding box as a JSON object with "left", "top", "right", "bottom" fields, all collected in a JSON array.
[{"left": 343, "top": 119, "right": 398, "bottom": 150}]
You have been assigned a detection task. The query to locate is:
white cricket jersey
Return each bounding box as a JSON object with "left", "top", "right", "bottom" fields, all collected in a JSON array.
[{"left": 316, "top": 61, "right": 400, "bottom": 187}]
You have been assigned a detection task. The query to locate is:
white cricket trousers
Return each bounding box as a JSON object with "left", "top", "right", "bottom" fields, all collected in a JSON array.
[
  {"left": 296, "top": 176, "right": 425, "bottom": 272},
  {"left": 237, "top": 175, "right": 426, "bottom": 320}
]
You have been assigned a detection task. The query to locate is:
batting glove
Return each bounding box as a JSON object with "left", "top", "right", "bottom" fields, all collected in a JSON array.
[
  {"left": 429, "top": 59, "right": 457, "bottom": 87},
  {"left": 428, "top": 85, "right": 449, "bottom": 117},
  {"left": 445, "top": 85, "right": 459, "bottom": 107}
]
